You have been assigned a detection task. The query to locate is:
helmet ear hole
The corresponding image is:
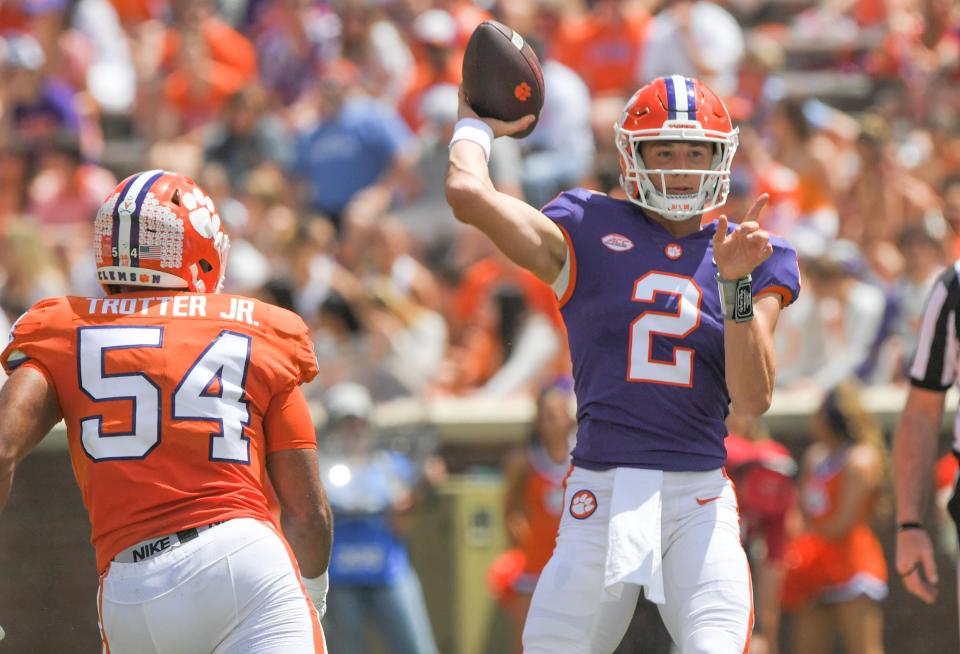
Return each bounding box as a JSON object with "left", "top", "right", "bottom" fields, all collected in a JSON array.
[
  {"left": 171, "top": 189, "right": 182, "bottom": 206},
  {"left": 199, "top": 259, "right": 213, "bottom": 273}
]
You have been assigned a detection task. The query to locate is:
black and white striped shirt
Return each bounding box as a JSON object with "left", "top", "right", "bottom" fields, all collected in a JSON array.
[{"left": 910, "top": 261, "right": 960, "bottom": 392}]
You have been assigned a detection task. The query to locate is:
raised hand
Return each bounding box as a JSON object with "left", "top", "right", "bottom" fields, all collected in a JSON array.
[
  {"left": 457, "top": 86, "right": 535, "bottom": 139},
  {"left": 712, "top": 194, "right": 773, "bottom": 280}
]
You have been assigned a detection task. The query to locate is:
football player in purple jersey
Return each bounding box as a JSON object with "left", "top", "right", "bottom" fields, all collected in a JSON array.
[{"left": 445, "top": 75, "right": 800, "bottom": 653}]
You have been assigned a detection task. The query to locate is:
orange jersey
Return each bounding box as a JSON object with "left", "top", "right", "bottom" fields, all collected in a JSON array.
[
  {"left": 781, "top": 447, "right": 887, "bottom": 609},
  {"left": 519, "top": 445, "right": 568, "bottom": 575},
  {"left": 1, "top": 291, "right": 319, "bottom": 573}
]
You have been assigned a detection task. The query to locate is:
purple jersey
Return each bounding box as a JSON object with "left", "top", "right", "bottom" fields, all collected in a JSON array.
[{"left": 545, "top": 189, "right": 800, "bottom": 471}]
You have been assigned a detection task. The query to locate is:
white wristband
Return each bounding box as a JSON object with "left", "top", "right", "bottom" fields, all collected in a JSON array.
[
  {"left": 449, "top": 117, "right": 494, "bottom": 161},
  {"left": 302, "top": 571, "right": 329, "bottom": 619}
]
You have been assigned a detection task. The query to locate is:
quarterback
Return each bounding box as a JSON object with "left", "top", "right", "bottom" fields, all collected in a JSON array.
[
  {"left": 446, "top": 76, "right": 800, "bottom": 653},
  {"left": 0, "top": 171, "right": 332, "bottom": 652}
]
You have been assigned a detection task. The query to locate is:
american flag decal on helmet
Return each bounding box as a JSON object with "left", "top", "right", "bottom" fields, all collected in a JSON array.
[
  {"left": 664, "top": 75, "right": 697, "bottom": 121},
  {"left": 111, "top": 169, "right": 164, "bottom": 267}
]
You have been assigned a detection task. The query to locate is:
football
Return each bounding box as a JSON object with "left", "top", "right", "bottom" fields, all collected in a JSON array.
[{"left": 462, "top": 20, "right": 544, "bottom": 139}]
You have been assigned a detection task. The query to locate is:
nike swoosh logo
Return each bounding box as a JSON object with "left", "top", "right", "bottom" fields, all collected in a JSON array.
[{"left": 696, "top": 496, "right": 722, "bottom": 506}]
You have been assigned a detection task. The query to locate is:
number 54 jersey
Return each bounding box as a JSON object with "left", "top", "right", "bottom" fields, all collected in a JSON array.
[
  {"left": 1, "top": 291, "right": 319, "bottom": 572},
  {"left": 546, "top": 189, "right": 801, "bottom": 472}
]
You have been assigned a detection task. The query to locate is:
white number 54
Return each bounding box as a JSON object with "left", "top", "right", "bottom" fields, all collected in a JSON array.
[{"left": 78, "top": 326, "right": 252, "bottom": 463}]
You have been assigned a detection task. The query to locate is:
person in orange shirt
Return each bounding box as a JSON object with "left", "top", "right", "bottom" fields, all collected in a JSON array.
[
  {"left": 159, "top": 0, "right": 258, "bottom": 129},
  {"left": 550, "top": 0, "right": 651, "bottom": 97},
  {"left": 781, "top": 379, "right": 888, "bottom": 654},
  {"left": 398, "top": 8, "right": 463, "bottom": 134},
  {"left": 494, "top": 377, "right": 575, "bottom": 654},
  {"left": 0, "top": 170, "right": 332, "bottom": 652}
]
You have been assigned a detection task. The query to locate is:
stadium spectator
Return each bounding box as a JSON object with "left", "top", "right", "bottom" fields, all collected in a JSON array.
[
  {"left": 550, "top": 0, "right": 651, "bottom": 98},
  {"left": 203, "top": 84, "right": 292, "bottom": 190},
  {"left": 725, "top": 414, "right": 797, "bottom": 654},
  {"left": 492, "top": 377, "right": 575, "bottom": 653},
  {"left": 641, "top": 0, "right": 745, "bottom": 98},
  {"left": 881, "top": 225, "right": 947, "bottom": 382},
  {"left": 398, "top": 8, "right": 462, "bottom": 134},
  {"left": 155, "top": 0, "right": 258, "bottom": 130},
  {"left": 319, "top": 381, "right": 442, "bottom": 654},
  {"left": 0, "top": 32, "right": 82, "bottom": 153},
  {"left": 248, "top": 0, "right": 341, "bottom": 105},
  {"left": 519, "top": 37, "right": 595, "bottom": 210},
  {"left": 290, "top": 58, "right": 417, "bottom": 232},
  {"left": 766, "top": 99, "right": 839, "bottom": 240},
  {"left": 782, "top": 379, "right": 888, "bottom": 654},
  {"left": 791, "top": 242, "right": 887, "bottom": 390}
]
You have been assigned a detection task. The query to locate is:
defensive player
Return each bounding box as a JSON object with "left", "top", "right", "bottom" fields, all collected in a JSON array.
[
  {"left": 0, "top": 171, "right": 333, "bottom": 652},
  {"left": 446, "top": 76, "right": 800, "bottom": 653}
]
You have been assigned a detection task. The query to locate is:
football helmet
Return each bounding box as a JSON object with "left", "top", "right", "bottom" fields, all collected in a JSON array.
[
  {"left": 94, "top": 170, "right": 230, "bottom": 294},
  {"left": 614, "top": 75, "right": 738, "bottom": 221}
]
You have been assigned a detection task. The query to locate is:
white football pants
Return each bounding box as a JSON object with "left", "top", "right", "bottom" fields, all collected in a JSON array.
[
  {"left": 523, "top": 466, "right": 753, "bottom": 654},
  {"left": 98, "top": 518, "right": 325, "bottom": 653}
]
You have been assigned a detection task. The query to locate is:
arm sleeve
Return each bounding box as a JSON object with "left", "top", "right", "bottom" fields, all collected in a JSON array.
[
  {"left": 264, "top": 304, "right": 319, "bottom": 390},
  {"left": 752, "top": 236, "right": 801, "bottom": 307},
  {"left": 909, "top": 263, "right": 960, "bottom": 390},
  {"left": 263, "top": 385, "right": 317, "bottom": 453},
  {"left": 1, "top": 299, "right": 69, "bottom": 379}
]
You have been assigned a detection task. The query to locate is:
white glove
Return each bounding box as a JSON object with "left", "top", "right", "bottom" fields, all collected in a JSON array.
[{"left": 302, "top": 571, "right": 329, "bottom": 619}]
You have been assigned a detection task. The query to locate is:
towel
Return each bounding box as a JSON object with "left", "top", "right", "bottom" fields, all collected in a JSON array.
[{"left": 603, "top": 467, "right": 665, "bottom": 604}]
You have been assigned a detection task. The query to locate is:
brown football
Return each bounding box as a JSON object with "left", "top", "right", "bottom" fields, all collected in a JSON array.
[{"left": 462, "top": 21, "right": 544, "bottom": 139}]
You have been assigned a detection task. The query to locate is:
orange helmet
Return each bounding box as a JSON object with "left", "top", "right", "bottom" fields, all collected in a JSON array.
[
  {"left": 614, "top": 76, "right": 738, "bottom": 221},
  {"left": 94, "top": 171, "right": 230, "bottom": 294}
]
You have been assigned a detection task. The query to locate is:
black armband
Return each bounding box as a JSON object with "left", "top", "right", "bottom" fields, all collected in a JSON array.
[{"left": 716, "top": 273, "right": 753, "bottom": 323}]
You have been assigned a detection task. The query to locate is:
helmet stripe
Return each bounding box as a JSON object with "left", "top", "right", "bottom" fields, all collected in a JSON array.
[
  {"left": 113, "top": 170, "right": 163, "bottom": 268},
  {"left": 668, "top": 75, "right": 692, "bottom": 120},
  {"left": 129, "top": 170, "right": 165, "bottom": 268},
  {"left": 664, "top": 76, "right": 677, "bottom": 120},
  {"left": 111, "top": 173, "right": 140, "bottom": 266},
  {"left": 685, "top": 78, "right": 697, "bottom": 119}
]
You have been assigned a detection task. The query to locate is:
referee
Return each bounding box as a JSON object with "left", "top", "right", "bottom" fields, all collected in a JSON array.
[{"left": 892, "top": 260, "right": 960, "bottom": 637}]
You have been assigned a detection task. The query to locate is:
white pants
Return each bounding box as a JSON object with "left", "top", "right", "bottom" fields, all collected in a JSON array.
[
  {"left": 99, "top": 518, "right": 325, "bottom": 653},
  {"left": 523, "top": 467, "right": 752, "bottom": 654}
]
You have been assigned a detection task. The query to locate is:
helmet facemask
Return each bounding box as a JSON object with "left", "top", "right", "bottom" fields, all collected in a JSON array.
[{"left": 615, "top": 123, "right": 739, "bottom": 222}]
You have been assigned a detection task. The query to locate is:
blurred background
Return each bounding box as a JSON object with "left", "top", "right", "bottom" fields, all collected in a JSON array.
[{"left": 0, "top": 0, "right": 957, "bottom": 652}]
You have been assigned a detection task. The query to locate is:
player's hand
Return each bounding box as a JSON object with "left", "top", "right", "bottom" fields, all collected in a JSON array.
[
  {"left": 457, "top": 86, "right": 535, "bottom": 139},
  {"left": 712, "top": 194, "right": 773, "bottom": 280},
  {"left": 896, "top": 528, "right": 939, "bottom": 604}
]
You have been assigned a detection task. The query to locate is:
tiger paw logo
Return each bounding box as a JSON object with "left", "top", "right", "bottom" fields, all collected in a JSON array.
[
  {"left": 664, "top": 243, "right": 683, "bottom": 259},
  {"left": 182, "top": 187, "right": 222, "bottom": 242},
  {"left": 569, "top": 489, "right": 597, "bottom": 520},
  {"left": 514, "top": 82, "right": 532, "bottom": 102}
]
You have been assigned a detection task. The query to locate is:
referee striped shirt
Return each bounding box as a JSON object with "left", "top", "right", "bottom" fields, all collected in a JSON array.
[{"left": 910, "top": 260, "right": 960, "bottom": 392}]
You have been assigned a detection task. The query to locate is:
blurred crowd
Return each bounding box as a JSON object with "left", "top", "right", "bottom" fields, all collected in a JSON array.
[
  {"left": 0, "top": 0, "right": 958, "bottom": 404},
  {"left": 1, "top": 1, "right": 958, "bottom": 652}
]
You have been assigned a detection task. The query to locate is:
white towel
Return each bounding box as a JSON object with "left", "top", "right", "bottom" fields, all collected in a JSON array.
[{"left": 603, "top": 467, "right": 665, "bottom": 604}]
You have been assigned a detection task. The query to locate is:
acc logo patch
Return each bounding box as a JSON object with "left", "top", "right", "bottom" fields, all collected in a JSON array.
[
  {"left": 601, "top": 233, "right": 634, "bottom": 252},
  {"left": 664, "top": 243, "right": 683, "bottom": 259},
  {"left": 569, "top": 489, "right": 597, "bottom": 519}
]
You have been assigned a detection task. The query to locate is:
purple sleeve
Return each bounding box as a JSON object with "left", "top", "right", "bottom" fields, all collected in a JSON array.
[
  {"left": 541, "top": 188, "right": 591, "bottom": 230},
  {"left": 752, "top": 235, "right": 801, "bottom": 307}
]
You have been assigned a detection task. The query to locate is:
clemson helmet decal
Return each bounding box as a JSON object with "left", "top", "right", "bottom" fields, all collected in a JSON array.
[{"left": 95, "top": 171, "right": 230, "bottom": 294}]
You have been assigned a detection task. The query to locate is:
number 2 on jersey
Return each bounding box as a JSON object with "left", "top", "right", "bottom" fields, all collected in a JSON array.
[
  {"left": 79, "top": 326, "right": 252, "bottom": 462},
  {"left": 628, "top": 272, "right": 702, "bottom": 386}
]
